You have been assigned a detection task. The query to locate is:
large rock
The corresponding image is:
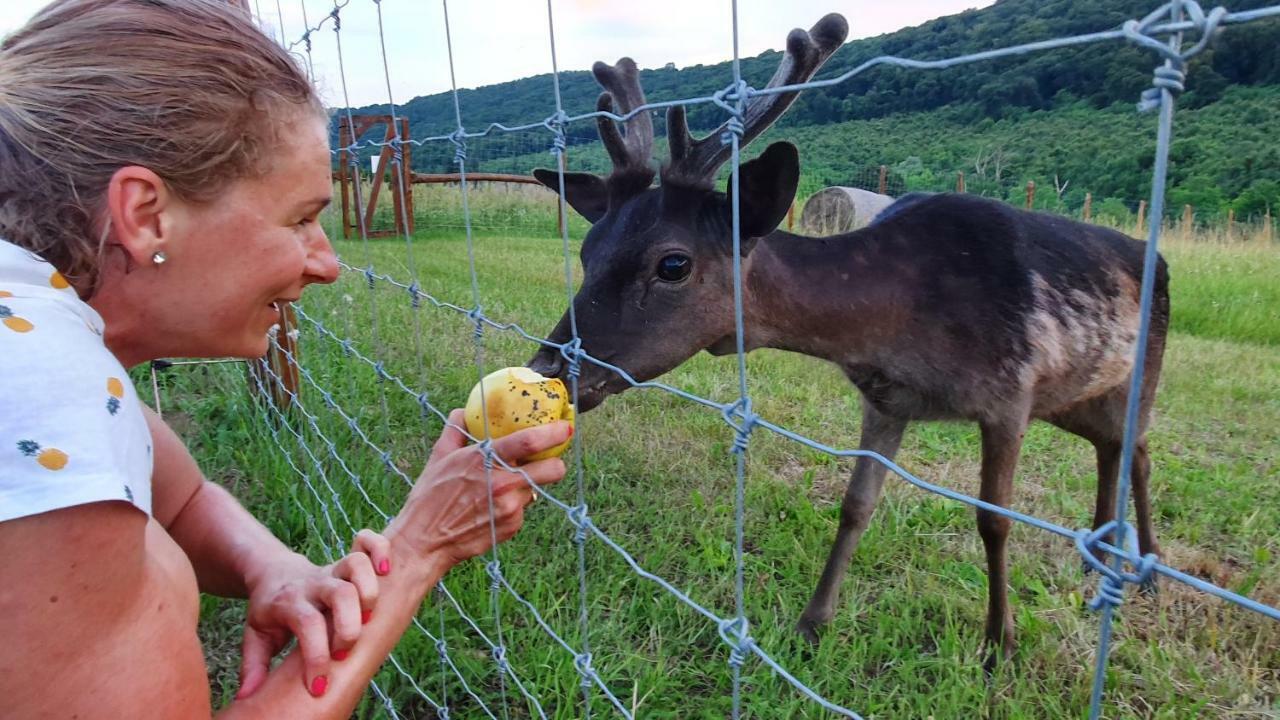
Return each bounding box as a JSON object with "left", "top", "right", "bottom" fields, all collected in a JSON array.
[{"left": 798, "top": 186, "right": 896, "bottom": 235}]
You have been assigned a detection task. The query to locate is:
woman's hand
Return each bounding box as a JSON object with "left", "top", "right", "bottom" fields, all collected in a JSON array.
[
  {"left": 235, "top": 530, "right": 391, "bottom": 699},
  {"left": 386, "top": 409, "right": 571, "bottom": 574}
]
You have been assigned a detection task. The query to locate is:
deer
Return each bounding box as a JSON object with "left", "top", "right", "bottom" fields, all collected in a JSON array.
[{"left": 526, "top": 12, "right": 1170, "bottom": 669}]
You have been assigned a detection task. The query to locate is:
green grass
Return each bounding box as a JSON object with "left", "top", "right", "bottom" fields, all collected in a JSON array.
[{"left": 153, "top": 221, "right": 1280, "bottom": 719}]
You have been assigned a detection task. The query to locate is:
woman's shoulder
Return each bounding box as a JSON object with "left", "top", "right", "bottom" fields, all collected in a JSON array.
[{"left": 1, "top": 243, "right": 153, "bottom": 522}]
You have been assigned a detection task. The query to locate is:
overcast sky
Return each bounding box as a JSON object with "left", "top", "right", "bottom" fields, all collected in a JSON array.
[{"left": 2, "top": 0, "right": 994, "bottom": 110}]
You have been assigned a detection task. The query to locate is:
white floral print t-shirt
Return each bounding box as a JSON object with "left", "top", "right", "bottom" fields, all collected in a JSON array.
[{"left": 0, "top": 238, "right": 152, "bottom": 521}]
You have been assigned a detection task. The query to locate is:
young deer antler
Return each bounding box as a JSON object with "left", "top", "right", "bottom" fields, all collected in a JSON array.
[
  {"left": 592, "top": 58, "right": 655, "bottom": 180},
  {"left": 665, "top": 13, "right": 848, "bottom": 186}
]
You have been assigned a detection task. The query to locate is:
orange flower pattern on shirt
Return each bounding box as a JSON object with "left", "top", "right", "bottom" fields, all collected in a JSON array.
[
  {"left": 17, "top": 440, "right": 68, "bottom": 471},
  {"left": 106, "top": 377, "right": 124, "bottom": 415},
  {"left": 49, "top": 271, "right": 70, "bottom": 290},
  {"left": 0, "top": 304, "right": 33, "bottom": 333}
]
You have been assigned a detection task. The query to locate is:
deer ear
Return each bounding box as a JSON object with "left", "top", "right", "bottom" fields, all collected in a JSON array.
[
  {"left": 534, "top": 169, "right": 609, "bottom": 224},
  {"left": 725, "top": 142, "right": 799, "bottom": 254}
]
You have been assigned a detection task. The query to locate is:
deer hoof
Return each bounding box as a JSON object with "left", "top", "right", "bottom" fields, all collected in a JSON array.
[
  {"left": 793, "top": 617, "right": 823, "bottom": 646},
  {"left": 1139, "top": 574, "right": 1159, "bottom": 597},
  {"left": 981, "top": 640, "right": 1016, "bottom": 676}
]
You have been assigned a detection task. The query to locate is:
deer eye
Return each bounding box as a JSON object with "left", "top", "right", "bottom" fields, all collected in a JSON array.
[{"left": 656, "top": 254, "right": 692, "bottom": 283}]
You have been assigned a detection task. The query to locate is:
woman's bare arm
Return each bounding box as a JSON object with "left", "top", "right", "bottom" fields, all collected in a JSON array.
[
  {"left": 0, "top": 411, "right": 569, "bottom": 719},
  {"left": 0, "top": 503, "right": 213, "bottom": 718}
]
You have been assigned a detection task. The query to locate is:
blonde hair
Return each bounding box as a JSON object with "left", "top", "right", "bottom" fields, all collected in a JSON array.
[{"left": 0, "top": 0, "right": 325, "bottom": 294}]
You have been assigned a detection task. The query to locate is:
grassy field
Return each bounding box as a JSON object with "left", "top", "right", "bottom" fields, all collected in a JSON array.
[{"left": 153, "top": 203, "right": 1280, "bottom": 718}]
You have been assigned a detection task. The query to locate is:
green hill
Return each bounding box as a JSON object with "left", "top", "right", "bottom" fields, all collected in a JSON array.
[{"left": 338, "top": 0, "right": 1280, "bottom": 220}]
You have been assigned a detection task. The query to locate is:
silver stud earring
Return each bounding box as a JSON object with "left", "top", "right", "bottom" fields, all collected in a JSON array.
[{"left": 152, "top": 251, "right": 167, "bottom": 265}]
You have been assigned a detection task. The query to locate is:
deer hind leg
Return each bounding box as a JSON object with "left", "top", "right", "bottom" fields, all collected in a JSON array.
[
  {"left": 1090, "top": 436, "right": 1159, "bottom": 593},
  {"left": 977, "top": 411, "right": 1029, "bottom": 672},
  {"left": 795, "top": 403, "right": 906, "bottom": 644},
  {"left": 1050, "top": 391, "right": 1162, "bottom": 592},
  {"left": 1091, "top": 440, "right": 1121, "bottom": 568}
]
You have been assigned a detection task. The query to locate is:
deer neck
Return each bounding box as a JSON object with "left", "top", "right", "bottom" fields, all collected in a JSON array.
[{"left": 741, "top": 229, "right": 906, "bottom": 365}]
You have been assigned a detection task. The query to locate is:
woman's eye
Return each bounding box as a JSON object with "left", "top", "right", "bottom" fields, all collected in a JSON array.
[{"left": 656, "top": 254, "right": 692, "bottom": 283}]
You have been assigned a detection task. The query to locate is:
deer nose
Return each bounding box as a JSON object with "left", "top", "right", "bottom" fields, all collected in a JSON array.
[{"left": 527, "top": 345, "right": 565, "bottom": 379}]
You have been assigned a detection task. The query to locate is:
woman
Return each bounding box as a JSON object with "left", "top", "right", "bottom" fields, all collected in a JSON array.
[{"left": 0, "top": 1, "right": 571, "bottom": 716}]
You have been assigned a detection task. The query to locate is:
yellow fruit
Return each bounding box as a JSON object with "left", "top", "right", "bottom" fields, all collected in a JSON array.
[
  {"left": 107, "top": 377, "right": 125, "bottom": 398},
  {"left": 37, "top": 448, "right": 69, "bottom": 471},
  {"left": 464, "top": 367, "right": 575, "bottom": 462},
  {"left": 49, "top": 271, "right": 69, "bottom": 290},
  {"left": 3, "top": 316, "right": 33, "bottom": 333}
]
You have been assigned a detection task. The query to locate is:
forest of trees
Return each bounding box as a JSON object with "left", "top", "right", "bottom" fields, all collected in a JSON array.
[{"left": 338, "top": 0, "right": 1280, "bottom": 221}]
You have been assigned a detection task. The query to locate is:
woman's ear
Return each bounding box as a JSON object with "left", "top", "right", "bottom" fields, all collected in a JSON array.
[{"left": 105, "top": 166, "right": 174, "bottom": 266}]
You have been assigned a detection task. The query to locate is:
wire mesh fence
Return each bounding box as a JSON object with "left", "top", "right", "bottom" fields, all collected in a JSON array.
[{"left": 152, "top": 1, "right": 1280, "bottom": 717}]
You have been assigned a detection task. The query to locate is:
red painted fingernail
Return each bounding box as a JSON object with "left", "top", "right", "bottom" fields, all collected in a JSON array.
[
  {"left": 332, "top": 649, "right": 349, "bottom": 661},
  {"left": 311, "top": 675, "right": 328, "bottom": 697},
  {"left": 362, "top": 609, "right": 372, "bottom": 625},
  {"left": 377, "top": 558, "right": 390, "bottom": 575},
  {"left": 568, "top": 426, "right": 574, "bottom": 438}
]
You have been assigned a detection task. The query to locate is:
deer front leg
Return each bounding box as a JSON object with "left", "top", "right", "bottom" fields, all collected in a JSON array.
[
  {"left": 976, "top": 415, "right": 1028, "bottom": 672},
  {"left": 795, "top": 404, "right": 906, "bottom": 644}
]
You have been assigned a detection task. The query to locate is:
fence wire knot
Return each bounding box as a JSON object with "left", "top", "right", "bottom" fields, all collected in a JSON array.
[
  {"left": 436, "top": 708, "right": 450, "bottom": 720},
  {"left": 567, "top": 503, "right": 592, "bottom": 544},
  {"left": 1122, "top": 1, "right": 1228, "bottom": 112},
  {"left": 416, "top": 392, "right": 431, "bottom": 416},
  {"left": 373, "top": 361, "right": 389, "bottom": 381},
  {"left": 486, "top": 559, "right": 503, "bottom": 590},
  {"left": 407, "top": 281, "right": 421, "bottom": 309},
  {"left": 573, "top": 652, "right": 594, "bottom": 689},
  {"left": 448, "top": 129, "right": 468, "bottom": 164},
  {"left": 1075, "top": 521, "right": 1158, "bottom": 611},
  {"left": 364, "top": 266, "right": 376, "bottom": 289},
  {"left": 544, "top": 111, "right": 570, "bottom": 155},
  {"left": 435, "top": 638, "right": 448, "bottom": 658},
  {"left": 722, "top": 116, "right": 746, "bottom": 146},
  {"left": 491, "top": 644, "right": 510, "bottom": 672},
  {"left": 328, "top": 7, "right": 340, "bottom": 31},
  {"left": 467, "top": 306, "right": 485, "bottom": 341},
  {"left": 717, "top": 616, "right": 755, "bottom": 670},
  {"left": 721, "top": 398, "right": 759, "bottom": 455},
  {"left": 558, "top": 337, "right": 584, "bottom": 380},
  {"left": 380, "top": 451, "right": 395, "bottom": 472},
  {"left": 711, "top": 79, "right": 750, "bottom": 115},
  {"left": 477, "top": 439, "right": 495, "bottom": 470}
]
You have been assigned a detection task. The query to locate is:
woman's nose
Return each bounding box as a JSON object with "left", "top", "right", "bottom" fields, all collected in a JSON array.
[{"left": 303, "top": 230, "right": 340, "bottom": 285}]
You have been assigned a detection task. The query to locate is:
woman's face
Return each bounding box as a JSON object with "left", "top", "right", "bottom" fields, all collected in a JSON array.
[{"left": 140, "top": 117, "right": 340, "bottom": 360}]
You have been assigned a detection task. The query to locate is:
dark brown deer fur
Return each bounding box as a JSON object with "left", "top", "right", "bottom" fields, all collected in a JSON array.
[{"left": 528, "top": 12, "right": 1169, "bottom": 667}]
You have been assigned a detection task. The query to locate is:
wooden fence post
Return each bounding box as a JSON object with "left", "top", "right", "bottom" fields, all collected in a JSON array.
[
  {"left": 877, "top": 165, "right": 888, "bottom": 195},
  {"left": 1082, "top": 192, "right": 1092, "bottom": 222},
  {"left": 1136, "top": 199, "right": 1147, "bottom": 236},
  {"left": 1025, "top": 180, "right": 1036, "bottom": 209},
  {"left": 555, "top": 145, "right": 567, "bottom": 236},
  {"left": 1227, "top": 208, "right": 1235, "bottom": 239},
  {"left": 250, "top": 303, "right": 300, "bottom": 412},
  {"left": 1182, "top": 204, "right": 1193, "bottom": 240},
  {"left": 1266, "top": 206, "right": 1273, "bottom": 243},
  {"left": 956, "top": 171, "right": 965, "bottom": 193}
]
